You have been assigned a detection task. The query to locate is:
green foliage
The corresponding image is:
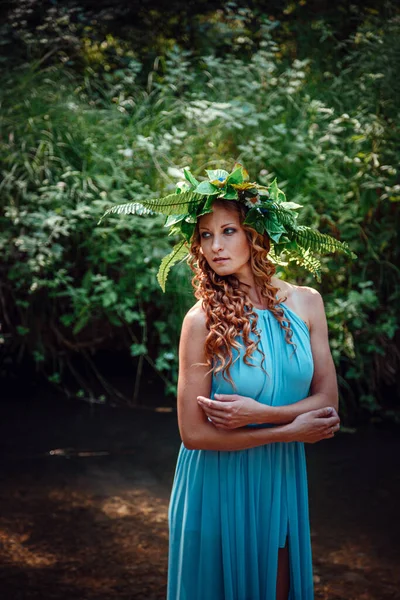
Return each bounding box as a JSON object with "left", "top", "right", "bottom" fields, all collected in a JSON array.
[
  {"left": 100, "top": 190, "right": 205, "bottom": 222},
  {"left": 0, "top": 5, "right": 399, "bottom": 422},
  {"left": 102, "top": 164, "right": 356, "bottom": 290},
  {"left": 157, "top": 240, "right": 190, "bottom": 292}
]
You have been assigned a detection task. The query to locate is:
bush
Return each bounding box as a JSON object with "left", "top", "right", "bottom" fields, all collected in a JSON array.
[{"left": 1, "top": 8, "right": 399, "bottom": 422}]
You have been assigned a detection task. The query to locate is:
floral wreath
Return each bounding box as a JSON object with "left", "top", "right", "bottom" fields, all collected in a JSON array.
[{"left": 99, "top": 163, "right": 357, "bottom": 291}]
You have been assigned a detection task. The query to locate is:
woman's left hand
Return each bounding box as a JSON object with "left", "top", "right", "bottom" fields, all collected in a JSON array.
[{"left": 197, "top": 393, "right": 267, "bottom": 429}]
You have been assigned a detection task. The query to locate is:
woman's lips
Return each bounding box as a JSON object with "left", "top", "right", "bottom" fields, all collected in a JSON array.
[{"left": 213, "top": 258, "right": 229, "bottom": 263}]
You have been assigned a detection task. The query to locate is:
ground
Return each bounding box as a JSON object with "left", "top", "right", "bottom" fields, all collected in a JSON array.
[{"left": 0, "top": 397, "right": 399, "bottom": 600}]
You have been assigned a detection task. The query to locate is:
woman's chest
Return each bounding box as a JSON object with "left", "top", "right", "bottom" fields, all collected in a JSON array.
[{"left": 211, "top": 322, "right": 314, "bottom": 406}]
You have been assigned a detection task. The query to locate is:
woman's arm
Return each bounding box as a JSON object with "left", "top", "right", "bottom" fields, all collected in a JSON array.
[
  {"left": 197, "top": 288, "right": 339, "bottom": 429},
  {"left": 178, "top": 303, "right": 339, "bottom": 449}
]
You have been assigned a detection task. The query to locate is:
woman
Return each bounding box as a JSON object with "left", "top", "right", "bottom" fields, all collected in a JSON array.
[
  {"left": 101, "top": 163, "right": 351, "bottom": 600},
  {"left": 167, "top": 198, "right": 341, "bottom": 600}
]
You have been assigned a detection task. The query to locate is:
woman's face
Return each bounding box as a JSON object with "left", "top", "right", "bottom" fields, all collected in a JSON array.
[{"left": 198, "top": 203, "right": 251, "bottom": 278}]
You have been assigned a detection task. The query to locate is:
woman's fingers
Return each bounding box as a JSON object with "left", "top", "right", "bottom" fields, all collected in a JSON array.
[
  {"left": 207, "top": 415, "right": 231, "bottom": 428},
  {"left": 324, "top": 422, "right": 340, "bottom": 437},
  {"left": 197, "top": 397, "right": 231, "bottom": 414},
  {"left": 200, "top": 405, "right": 229, "bottom": 419},
  {"left": 320, "top": 415, "right": 340, "bottom": 427},
  {"left": 212, "top": 418, "right": 230, "bottom": 427}
]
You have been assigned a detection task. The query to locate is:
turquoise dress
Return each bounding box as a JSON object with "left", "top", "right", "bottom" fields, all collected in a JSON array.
[{"left": 167, "top": 303, "right": 315, "bottom": 600}]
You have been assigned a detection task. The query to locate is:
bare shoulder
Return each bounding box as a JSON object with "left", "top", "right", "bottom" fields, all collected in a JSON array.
[
  {"left": 181, "top": 300, "right": 208, "bottom": 338},
  {"left": 294, "top": 284, "right": 323, "bottom": 305},
  {"left": 180, "top": 300, "right": 208, "bottom": 364},
  {"left": 278, "top": 281, "right": 325, "bottom": 330},
  {"left": 293, "top": 285, "right": 327, "bottom": 334}
]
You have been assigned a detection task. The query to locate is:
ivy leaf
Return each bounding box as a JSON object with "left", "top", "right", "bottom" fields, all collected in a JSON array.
[
  {"left": 181, "top": 220, "right": 196, "bottom": 242},
  {"left": 226, "top": 166, "right": 244, "bottom": 185},
  {"left": 157, "top": 240, "right": 189, "bottom": 292},
  {"left": 232, "top": 162, "right": 249, "bottom": 181},
  {"left": 205, "top": 169, "right": 229, "bottom": 182},
  {"left": 244, "top": 208, "right": 265, "bottom": 234},
  {"left": 264, "top": 213, "right": 287, "bottom": 242},
  {"left": 197, "top": 196, "right": 215, "bottom": 216},
  {"left": 221, "top": 187, "right": 238, "bottom": 200},
  {"left": 164, "top": 214, "right": 186, "bottom": 227},
  {"left": 194, "top": 181, "right": 220, "bottom": 195},
  {"left": 268, "top": 178, "right": 286, "bottom": 203}
]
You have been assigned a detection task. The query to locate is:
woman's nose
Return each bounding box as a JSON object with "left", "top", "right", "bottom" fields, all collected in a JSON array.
[{"left": 211, "top": 235, "right": 223, "bottom": 252}]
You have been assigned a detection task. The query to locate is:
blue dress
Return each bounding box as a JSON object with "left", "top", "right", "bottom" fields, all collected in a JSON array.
[{"left": 167, "top": 303, "right": 315, "bottom": 600}]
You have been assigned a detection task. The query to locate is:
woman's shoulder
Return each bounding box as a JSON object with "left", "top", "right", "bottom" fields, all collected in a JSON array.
[
  {"left": 278, "top": 280, "right": 322, "bottom": 304},
  {"left": 179, "top": 301, "right": 209, "bottom": 359},
  {"left": 277, "top": 280, "right": 323, "bottom": 328},
  {"left": 182, "top": 300, "right": 208, "bottom": 336}
]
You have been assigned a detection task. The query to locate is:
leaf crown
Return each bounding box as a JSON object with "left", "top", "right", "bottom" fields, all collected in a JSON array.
[{"left": 99, "top": 163, "right": 357, "bottom": 291}]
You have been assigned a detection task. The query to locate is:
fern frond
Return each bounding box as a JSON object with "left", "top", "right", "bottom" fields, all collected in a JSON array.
[
  {"left": 98, "top": 202, "right": 155, "bottom": 224},
  {"left": 289, "top": 225, "right": 354, "bottom": 256},
  {"left": 142, "top": 190, "right": 204, "bottom": 215},
  {"left": 287, "top": 246, "right": 322, "bottom": 281},
  {"left": 99, "top": 190, "right": 204, "bottom": 224},
  {"left": 268, "top": 245, "right": 289, "bottom": 267},
  {"left": 157, "top": 240, "right": 189, "bottom": 292}
]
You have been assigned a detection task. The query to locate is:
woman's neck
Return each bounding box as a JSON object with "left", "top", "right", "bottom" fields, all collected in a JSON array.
[{"left": 240, "top": 275, "right": 287, "bottom": 308}]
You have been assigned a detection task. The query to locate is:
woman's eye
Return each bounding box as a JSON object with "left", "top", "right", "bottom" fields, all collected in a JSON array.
[{"left": 200, "top": 228, "right": 236, "bottom": 238}]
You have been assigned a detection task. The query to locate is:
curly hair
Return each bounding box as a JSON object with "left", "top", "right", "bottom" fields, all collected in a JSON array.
[{"left": 188, "top": 199, "right": 296, "bottom": 387}]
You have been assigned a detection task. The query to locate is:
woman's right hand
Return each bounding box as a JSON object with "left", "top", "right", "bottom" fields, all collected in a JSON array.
[{"left": 288, "top": 407, "right": 340, "bottom": 443}]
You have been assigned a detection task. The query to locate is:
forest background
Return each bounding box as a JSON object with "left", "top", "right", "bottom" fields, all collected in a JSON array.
[{"left": 1, "top": 0, "right": 399, "bottom": 426}]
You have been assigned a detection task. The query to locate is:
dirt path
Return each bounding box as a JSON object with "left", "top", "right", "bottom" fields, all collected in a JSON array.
[{"left": 0, "top": 398, "right": 399, "bottom": 599}]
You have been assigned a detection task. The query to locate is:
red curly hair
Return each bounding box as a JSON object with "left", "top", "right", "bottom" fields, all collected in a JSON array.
[{"left": 188, "top": 199, "right": 296, "bottom": 386}]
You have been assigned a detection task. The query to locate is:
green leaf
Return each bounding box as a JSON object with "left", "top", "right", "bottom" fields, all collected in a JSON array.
[
  {"left": 157, "top": 240, "right": 189, "bottom": 292},
  {"left": 181, "top": 220, "right": 196, "bottom": 242},
  {"left": 165, "top": 214, "right": 186, "bottom": 227},
  {"left": 184, "top": 168, "right": 200, "bottom": 188},
  {"left": 130, "top": 343, "right": 147, "bottom": 357},
  {"left": 102, "top": 290, "right": 118, "bottom": 308},
  {"left": 231, "top": 163, "right": 250, "bottom": 181},
  {"left": 280, "top": 201, "right": 303, "bottom": 210},
  {"left": 244, "top": 208, "right": 265, "bottom": 235},
  {"left": 264, "top": 212, "right": 288, "bottom": 242},
  {"left": 194, "top": 181, "right": 220, "bottom": 195},
  {"left": 221, "top": 187, "right": 238, "bottom": 200},
  {"left": 226, "top": 166, "right": 244, "bottom": 185},
  {"left": 197, "top": 196, "right": 214, "bottom": 216},
  {"left": 185, "top": 214, "right": 198, "bottom": 223},
  {"left": 268, "top": 178, "right": 286, "bottom": 203},
  {"left": 73, "top": 309, "right": 90, "bottom": 334},
  {"left": 205, "top": 169, "right": 229, "bottom": 182}
]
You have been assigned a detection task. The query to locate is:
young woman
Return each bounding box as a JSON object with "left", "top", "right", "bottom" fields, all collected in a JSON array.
[{"left": 167, "top": 198, "right": 341, "bottom": 600}]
